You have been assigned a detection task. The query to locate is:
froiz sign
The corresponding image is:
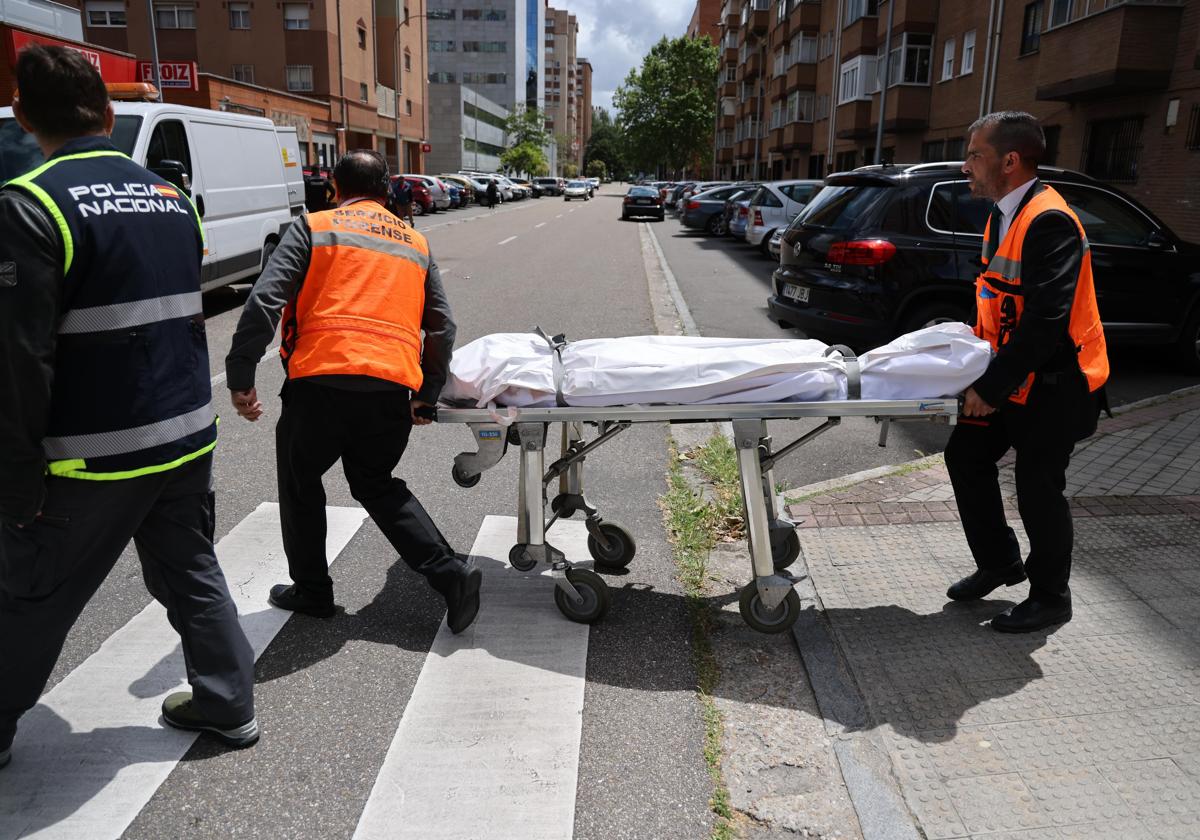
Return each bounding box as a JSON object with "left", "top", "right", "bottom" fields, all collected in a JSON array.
[{"left": 138, "top": 61, "right": 199, "bottom": 91}]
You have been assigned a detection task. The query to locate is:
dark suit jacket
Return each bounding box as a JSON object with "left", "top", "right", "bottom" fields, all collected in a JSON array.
[{"left": 972, "top": 180, "right": 1086, "bottom": 409}]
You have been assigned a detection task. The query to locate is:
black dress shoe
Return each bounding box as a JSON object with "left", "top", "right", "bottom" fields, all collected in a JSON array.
[
  {"left": 268, "top": 583, "right": 336, "bottom": 618},
  {"left": 946, "top": 562, "right": 1026, "bottom": 601},
  {"left": 445, "top": 565, "right": 483, "bottom": 635},
  {"left": 991, "top": 597, "right": 1072, "bottom": 633}
]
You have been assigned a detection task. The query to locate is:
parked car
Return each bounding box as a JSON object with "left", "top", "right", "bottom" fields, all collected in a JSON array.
[
  {"left": 439, "top": 173, "right": 479, "bottom": 205},
  {"left": 392, "top": 176, "right": 434, "bottom": 215},
  {"left": 533, "top": 176, "right": 562, "bottom": 195},
  {"left": 665, "top": 182, "right": 694, "bottom": 211},
  {"left": 563, "top": 180, "right": 591, "bottom": 201},
  {"left": 404, "top": 174, "right": 450, "bottom": 210},
  {"left": 674, "top": 181, "right": 732, "bottom": 217},
  {"left": 446, "top": 184, "right": 463, "bottom": 208},
  {"left": 769, "top": 162, "right": 1200, "bottom": 371},
  {"left": 768, "top": 227, "right": 784, "bottom": 260},
  {"left": 744, "top": 180, "right": 822, "bottom": 255},
  {"left": 587, "top": 177, "right": 600, "bottom": 195},
  {"left": 512, "top": 178, "right": 543, "bottom": 197},
  {"left": 680, "top": 184, "right": 752, "bottom": 234},
  {"left": 728, "top": 194, "right": 754, "bottom": 239},
  {"left": 621, "top": 185, "right": 664, "bottom": 221}
]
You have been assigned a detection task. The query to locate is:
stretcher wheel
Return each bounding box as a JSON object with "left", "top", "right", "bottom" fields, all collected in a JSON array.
[
  {"left": 550, "top": 494, "right": 577, "bottom": 518},
  {"left": 452, "top": 465, "right": 481, "bottom": 488},
  {"left": 587, "top": 523, "right": 636, "bottom": 570},
  {"left": 554, "top": 569, "right": 610, "bottom": 624},
  {"left": 508, "top": 544, "right": 538, "bottom": 572},
  {"left": 738, "top": 582, "right": 801, "bottom": 634},
  {"left": 772, "top": 529, "right": 801, "bottom": 570}
]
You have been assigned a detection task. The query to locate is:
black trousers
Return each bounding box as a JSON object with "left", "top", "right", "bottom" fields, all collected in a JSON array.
[
  {"left": 275, "top": 379, "right": 464, "bottom": 600},
  {"left": 945, "top": 375, "right": 1098, "bottom": 603},
  {"left": 0, "top": 454, "right": 256, "bottom": 749}
]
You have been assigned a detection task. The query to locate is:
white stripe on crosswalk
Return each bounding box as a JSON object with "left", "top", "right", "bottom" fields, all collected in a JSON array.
[
  {"left": 353, "top": 515, "right": 589, "bottom": 840},
  {"left": 0, "top": 503, "right": 368, "bottom": 840}
]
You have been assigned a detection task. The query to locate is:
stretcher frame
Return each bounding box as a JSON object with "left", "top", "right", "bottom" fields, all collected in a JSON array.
[{"left": 436, "top": 399, "right": 958, "bottom": 633}]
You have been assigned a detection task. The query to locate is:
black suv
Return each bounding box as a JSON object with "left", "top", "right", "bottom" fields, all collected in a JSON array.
[{"left": 768, "top": 163, "right": 1200, "bottom": 372}]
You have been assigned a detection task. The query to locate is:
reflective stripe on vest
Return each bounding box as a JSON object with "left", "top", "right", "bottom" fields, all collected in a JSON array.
[
  {"left": 43, "top": 402, "right": 215, "bottom": 459},
  {"left": 284, "top": 202, "right": 427, "bottom": 390},
  {"left": 58, "top": 290, "right": 202, "bottom": 334},
  {"left": 977, "top": 185, "right": 1109, "bottom": 405}
]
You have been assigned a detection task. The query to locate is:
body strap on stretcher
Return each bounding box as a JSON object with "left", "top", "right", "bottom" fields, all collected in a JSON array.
[
  {"left": 824, "top": 345, "right": 861, "bottom": 399},
  {"left": 534, "top": 326, "right": 571, "bottom": 407}
]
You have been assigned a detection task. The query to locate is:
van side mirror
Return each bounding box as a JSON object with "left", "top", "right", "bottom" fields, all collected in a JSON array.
[{"left": 151, "top": 160, "right": 192, "bottom": 195}]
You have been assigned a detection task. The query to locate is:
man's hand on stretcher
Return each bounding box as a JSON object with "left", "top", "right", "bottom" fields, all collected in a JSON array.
[
  {"left": 962, "top": 387, "right": 996, "bottom": 418},
  {"left": 232, "top": 388, "right": 263, "bottom": 422}
]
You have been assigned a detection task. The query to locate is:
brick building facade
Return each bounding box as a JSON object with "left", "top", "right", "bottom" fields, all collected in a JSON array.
[{"left": 714, "top": 0, "right": 1200, "bottom": 241}]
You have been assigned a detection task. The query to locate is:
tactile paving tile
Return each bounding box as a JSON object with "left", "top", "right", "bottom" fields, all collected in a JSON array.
[
  {"left": 1135, "top": 705, "right": 1200, "bottom": 756},
  {"left": 889, "top": 681, "right": 979, "bottom": 735},
  {"left": 961, "top": 676, "right": 1078, "bottom": 726},
  {"left": 1147, "top": 596, "right": 1200, "bottom": 630},
  {"left": 1066, "top": 572, "right": 1140, "bottom": 605},
  {"left": 893, "top": 725, "right": 1016, "bottom": 780},
  {"left": 1056, "top": 818, "right": 1152, "bottom": 840},
  {"left": 897, "top": 778, "right": 967, "bottom": 839},
  {"left": 1020, "top": 766, "right": 1132, "bottom": 826},
  {"left": 1100, "top": 758, "right": 1200, "bottom": 821},
  {"left": 972, "top": 830, "right": 1065, "bottom": 840},
  {"left": 1053, "top": 601, "right": 1177, "bottom": 639},
  {"left": 1089, "top": 667, "right": 1200, "bottom": 712},
  {"left": 944, "top": 772, "right": 1050, "bottom": 834},
  {"left": 1066, "top": 631, "right": 1195, "bottom": 672},
  {"left": 989, "top": 714, "right": 1162, "bottom": 772}
]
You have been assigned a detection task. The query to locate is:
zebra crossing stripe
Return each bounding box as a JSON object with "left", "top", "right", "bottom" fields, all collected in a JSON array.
[
  {"left": 0, "top": 503, "right": 368, "bottom": 840},
  {"left": 353, "top": 515, "right": 590, "bottom": 840}
]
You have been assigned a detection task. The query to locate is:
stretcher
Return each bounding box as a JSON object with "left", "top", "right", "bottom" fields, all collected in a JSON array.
[{"left": 435, "top": 396, "right": 959, "bottom": 634}]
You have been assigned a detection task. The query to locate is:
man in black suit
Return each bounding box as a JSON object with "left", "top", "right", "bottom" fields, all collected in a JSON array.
[{"left": 945, "top": 111, "right": 1109, "bottom": 633}]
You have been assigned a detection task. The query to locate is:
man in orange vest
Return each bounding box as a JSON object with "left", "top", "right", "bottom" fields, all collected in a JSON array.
[
  {"left": 224, "top": 150, "right": 481, "bottom": 634},
  {"left": 946, "top": 111, "right": 1108, "bottom": 633}
]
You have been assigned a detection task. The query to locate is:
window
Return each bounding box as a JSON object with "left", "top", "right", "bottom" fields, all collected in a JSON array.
[
  {"left": 753, "top": 187, "right": 784, "bottom": 208},
  {"left": 786, "top": 91, "right": 799, "bottom": 123},
  {"left": 926, "top": 182, "right": 990, "bottom": 236},
  {"left": 232, "top": 64, "right": 255, "bottom": 83},
  {"left": 357, "top": 25, "right": 367, "bottom": 50},
  {"left": 359, "top": 82, "right": 368, "bottom": 101},
  {"left": 843, "top": 0, "right": 878, "bottom": 26},
  {"left": 1048, "top": 0, "right": 1072, "bottom": 28},
  {"left": 885, "top": 32, "right": 932, "bottom": 85},
  {"left": 838, "top": 55, "right": 877, "bottom": 103},
  {"left": 86, "top": 1, "right": 126, "bottom": 27},
  {"left": 286, "top": 65, "right": 314, "bottom": 92},
  {"left": 777, "top": 0, "right": 788, "bottom": 22},
  {"left": 725, "top": 64, "right": 737, "bottom": 83},
  {"left": 815, "top": 94, "right": 830, "bottom": 120},
  {"left": 921, "top": 139, "right": 945, "bottom": 162},
  {"left": 770, "top": 103, "right": 783, "bottom": 130},
  {"left": 406, "top": 99, "right": 412, "bottom": 115},
  {"left": 1043, "top": 125, "right": 1060, "bottom": 165},
  {"left": 429, "top": 71, "right": 455, "bottom": 83},
  {"left": 941, "top": 38, "right": 955, "bottom": 81},
  {"left": 155, "top": 4, "right": 196, "bottom": 29},
  {"left": 798, "top": 33, "right": 818, "bottom": 63},
  {"left": 229, "top": 2, "right": 250, "bottom": 29},
  {"left": 462, "top": 41, "right": 507, "bottom": 53},
  {"left": 427, "top": 8, "right": 455, "bottom": 20},
  {"left": 462, "top": 8, "right": 507, "bottom": 20},
  {"left": 835, "top": 149, "right": 857, "bottom": 171},
  {"left": 945, "top": 136, "right": 964, "bottom": 159},
  {"left": 429, "top": 40, "right": 456, "bottom": 52},
  {"left": 820, "top": 31, "right": 834, "bottom": 60},
  {"left": 960, "top": 30, "right": 976, "bottom": 75},
  {"left": 807, "top": 153, "right": 825, "bottom": 179},
  {"left": 1052, "top": 183, "right": 1155, "bottom": 246},
  {"left": 1187, "top": 105, "right": 1200, "bottom": 151},
  {"left": 781, "top": 183, "right": 817, "bottom": 204},
  {"left": 774, "top": 49, "right": 785, "bottom": 77},
  {"left": 404, "top": 50, "right": 412, "bottom": 71},
  {"left": 146, "top": 119, "right": 193, "bottom": 178},
  {"left": 1020, "top": 1, "right": 1043, "bottom": 54},
  {"left": 1082, "top": 116, "right": 1143, "bottom": 183},
  {"left": 283, "top": 4, "right": 309, "bottom": 30}
]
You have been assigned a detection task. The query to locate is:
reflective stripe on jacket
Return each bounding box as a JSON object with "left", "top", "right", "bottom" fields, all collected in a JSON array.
[
  {"left": 281, "top": 200, "right": 428, "bottom": 390},
  {"left": 977, "top": 185, "right": 1109, "bottom": 405},
  {"left": 1, "top": 136, "right": 215, "bottom": 480}
]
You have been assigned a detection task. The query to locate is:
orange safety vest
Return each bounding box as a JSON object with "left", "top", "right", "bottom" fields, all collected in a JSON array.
[
  {"left": 281, "top": 200, "right": 428, "bottom": 390},
  {"left": 976, "top": 185, "right": 1109, "bottom": 405}
]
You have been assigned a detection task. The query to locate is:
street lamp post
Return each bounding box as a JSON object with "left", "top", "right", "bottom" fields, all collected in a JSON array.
[{"left": 392, "top": 7, "right": 435, "bottom": 173}]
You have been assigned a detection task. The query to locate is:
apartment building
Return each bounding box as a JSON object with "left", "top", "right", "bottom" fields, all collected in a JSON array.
[
  {"left": 576, "top": 56, "right": 592, "bottom": 165},
  {"left": 687, "top": 0, "right": 723, "bottom": 44},
  {"left": 61, "top": 0, "right": 428, "bottom": 169},
  {"left": 545, "top": 5, "right": 577, "bottom": 170},
  {"left": 714, "top": 0, "right": 1200, "bottom": 241}
]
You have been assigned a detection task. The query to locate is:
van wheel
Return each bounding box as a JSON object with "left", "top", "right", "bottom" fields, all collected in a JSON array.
[
  {"left": 1177, "top": 305, "right": 1200, "bottom": 374},
  {"left": 900, "top": 302, "right": 971, "bottom": 334}
]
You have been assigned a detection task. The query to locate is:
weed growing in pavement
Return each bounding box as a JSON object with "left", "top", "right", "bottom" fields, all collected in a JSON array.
[
  {"left": 661, "top": 435, "right": 747, "bottom": 840},
  {"left": 783, "top": 452, "right": 945, "bottom": 504}
]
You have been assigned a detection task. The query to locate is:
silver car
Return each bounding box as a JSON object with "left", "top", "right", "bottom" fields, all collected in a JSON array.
[
  {"left": 744, "top": 180, "right": 822, "bottom": 255},
  {"left": 404, "top": 174, "right": 451, "bottom": 211}
]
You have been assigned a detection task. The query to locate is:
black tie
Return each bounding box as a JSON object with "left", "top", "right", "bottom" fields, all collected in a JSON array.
[{"left": 985, "top": 204, "right": 1003, "bottom": 262}]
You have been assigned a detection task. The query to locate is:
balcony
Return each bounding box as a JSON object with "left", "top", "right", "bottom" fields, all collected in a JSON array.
[
  {"left": 785, "top": 61, "right": 817, "bottom": 92},
  {"left": 748, "top": 6, "right": 769, "bottom": 36},
  {"left": 839, "top": 16, "right": 877, "bottom": 60},
  {"left": 834, "top": 100, "right": 874, "bottom": 139},
  {"left": 741, "top": 51, "right": 762, "bottom": 80},
  {"left": 1034, "top": 2, "right": 1184, "bottom": 101},
  {"left": 720, "top": 79, "right": 738, "bottom": 98},
  {"left": 788, "top": 1, "right": 821, "bottom": 30},
  {"left": 765, "top": 127, "right": 785, "bottom": 153},
  {"left": 724, "top": 44, "right": 739, "bottom": 64},
  {"left": 782, "top": 122, "right": 813, "bottom": 150},
  {"left": 717, "top": 147, "right": 734, "bottom": 165},
  {"left": 719, "top": 113, "right": 736, "bottom": 131}
]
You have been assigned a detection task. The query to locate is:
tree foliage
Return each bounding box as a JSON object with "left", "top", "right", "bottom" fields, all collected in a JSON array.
[
  {"left": 563, "top": 162, "right": 580, "bottom": 178},
  {"left": 504, "top": 106, "right": 550, "bottom": 150},
  {"left": 585, "top": 159, "right": 607, "bottom": 179},
  {"left": 501, "top": 141, "right": 549, "bottom": 177},
  {"left": 582, "top": 108, "right": 625, "bottom": 179},
  {"left": 614, "top": 35, "right": 719, "bottom": 176}
]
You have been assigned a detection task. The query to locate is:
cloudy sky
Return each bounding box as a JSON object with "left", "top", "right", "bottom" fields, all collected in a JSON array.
[{"left": 567, "top": 0, "right": 697, "bottom": 116}]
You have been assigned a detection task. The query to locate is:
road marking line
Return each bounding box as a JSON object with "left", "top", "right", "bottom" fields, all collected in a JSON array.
[
  {"left": 498, "top": 235, "right": 518, "bottom": 245},
  {"left": 353, "top": 515, "right": 589, "bottom": 840},
  {"left": 534, "top": 222, "right": 546, "bottom": 229},
  {"left": 643, "top": 222, "right": 700, "bottom": 337},
  {"left": 556, "top": 214, "right": 563, "bottom": 218},
  {"left": 0, "top": 503, "right": 368, "bottom": 840}
]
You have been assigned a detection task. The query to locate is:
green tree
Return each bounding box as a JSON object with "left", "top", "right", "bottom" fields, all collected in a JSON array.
[
  {"left": 504, "top": 106, "right": 550, "bottom": 149},
  {"left": 582, "top": 108, "right": 626, "bottom": 179},
  {"left": 563, "top": 162, "right": 580, "bottom": 178},
  {"left": 501, "top": 141, "right": 549, "bottom": 177},
  {"left": 585, "top": 159, "right": 607, "bottom": 179},
  {"left": 614, "top": 35, "right": 718, "bottom": 176}
]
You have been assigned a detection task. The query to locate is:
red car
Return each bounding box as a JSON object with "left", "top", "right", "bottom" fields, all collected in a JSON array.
[{"left": 391, "top": 175, "right": 434, "bottom": 216}]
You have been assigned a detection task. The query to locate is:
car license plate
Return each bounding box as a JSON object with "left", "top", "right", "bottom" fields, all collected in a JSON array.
[
  {"left": 638, "top": 198, "right": 652, "bottom": 204},
  {"left": 782, "top": 284, "right": 809, "bottom": 303}
]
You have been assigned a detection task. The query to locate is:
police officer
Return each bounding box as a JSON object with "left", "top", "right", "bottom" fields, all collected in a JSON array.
[
  {"left": 224, "top": 150, "right": 481, "bottom": 634},
  {"left": 0, "top": 47, "right": 258, "bottom": 770},
  {"left": 946, "top": 111, "right": 1109, "bottom": 633}
]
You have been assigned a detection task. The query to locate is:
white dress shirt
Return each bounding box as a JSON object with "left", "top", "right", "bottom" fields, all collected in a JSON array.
[{"left": 993, "top": 177, "right": 1037, "bottom": 245}]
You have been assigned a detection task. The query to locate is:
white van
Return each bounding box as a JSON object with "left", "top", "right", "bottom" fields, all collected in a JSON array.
[{"left": 0, "top": 102, "right": 301, "bottom": 291}]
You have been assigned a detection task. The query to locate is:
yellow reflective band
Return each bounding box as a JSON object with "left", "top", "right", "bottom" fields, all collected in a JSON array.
[{"left": 46, "top": 439, "right": 217, "bottom": 481}]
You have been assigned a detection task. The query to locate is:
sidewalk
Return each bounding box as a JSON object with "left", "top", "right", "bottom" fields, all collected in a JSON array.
[{"left": 786, "top": 388, "right": 1200, "bottom": 839}]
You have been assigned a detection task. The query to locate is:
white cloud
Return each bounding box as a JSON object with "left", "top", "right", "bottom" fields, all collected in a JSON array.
[{"left": 566, "top": 0, "right": 696, "bottom": 114}]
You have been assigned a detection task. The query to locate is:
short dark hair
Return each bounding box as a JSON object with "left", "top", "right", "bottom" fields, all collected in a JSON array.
[
  {"left": 968, "top": 111, "right": 1046, "bottom": 167},
  {"left": 15, "top": 45, "right": 109, "bottom": 139},
  {"left": 333, "top": 149, "right": 391, "bottom": 200}
]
